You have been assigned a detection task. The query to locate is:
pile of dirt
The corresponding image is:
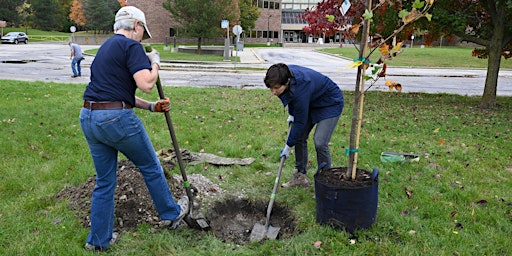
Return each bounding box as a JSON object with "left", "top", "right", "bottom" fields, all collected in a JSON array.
[
  {"left": 56, "top": 159, "right": 224, "bottom": 231},
  {"left": 57, "top": 156, "right": 298, "bottom": 244}
]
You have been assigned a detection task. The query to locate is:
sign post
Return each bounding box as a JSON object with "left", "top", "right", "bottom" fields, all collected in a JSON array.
[
  {"left": 0, "top": 21, "right": 7, "bottom": 38},
  {"left": 221, "top": 20, "right": 230, "bottom": 61},
  {"left": 232, "top": 25, "right": 243, "bottom": 65},
  {"left": 70, "top": 26, "right": 76, "bottom": 42}
]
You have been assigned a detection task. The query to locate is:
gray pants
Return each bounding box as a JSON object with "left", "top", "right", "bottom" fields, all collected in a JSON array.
[{"left": 295, "top": 115, "right": 340, "bottom": 174}]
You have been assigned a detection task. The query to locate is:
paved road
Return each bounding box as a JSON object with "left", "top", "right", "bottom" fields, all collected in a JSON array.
[{"left": 1, "top": 43, "right": 511, "bottom": 96}]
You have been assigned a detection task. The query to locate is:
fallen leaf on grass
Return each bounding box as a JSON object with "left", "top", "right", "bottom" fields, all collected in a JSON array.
[
  {"left": 314, "top": 241, "right": 322, "bottom": 248},
  {"left": 404, "top": 187, "right": 412, "bottom": 198}
]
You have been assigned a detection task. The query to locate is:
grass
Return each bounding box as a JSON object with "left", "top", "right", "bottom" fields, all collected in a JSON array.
[
  {"left": 319, "top": 46, "right": 512, "bottom": 69},
  {"left": 0, "top": 80, "right": 511, "bottom": 255}
]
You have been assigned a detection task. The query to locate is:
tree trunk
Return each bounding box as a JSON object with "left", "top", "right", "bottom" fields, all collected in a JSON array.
[
  {"left": 197, "top": 37, "right": 203, "bottom": 54},
  {"left": 347, "top": 0, "right": 372, "bottom": 179},
  {"left": 480, "top": 4, "right": 506, "bottom": 108}
]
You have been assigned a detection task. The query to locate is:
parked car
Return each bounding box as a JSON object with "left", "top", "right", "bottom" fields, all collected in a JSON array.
[{"left": 1, "top": 32, "right": 29, "bottom": 44}]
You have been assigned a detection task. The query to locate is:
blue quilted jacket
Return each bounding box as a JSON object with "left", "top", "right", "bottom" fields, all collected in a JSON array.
[{"left": 278, "top": 65, "right": 344, "bottom": 147}]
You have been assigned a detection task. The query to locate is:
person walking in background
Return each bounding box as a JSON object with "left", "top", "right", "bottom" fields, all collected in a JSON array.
[
  {"left": 79, "top": 6, "right": 189, "bottom": 252},
  {"left": 69, "top": 41, "right": 83, "bottom": 77},
  {"left": 264, "top": 63, "right": 344, "bottom": 188}
]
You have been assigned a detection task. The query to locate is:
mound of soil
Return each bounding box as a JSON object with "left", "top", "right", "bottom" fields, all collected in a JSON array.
[
  {"left": 57, "top": 158, "right": 298, "bottom": 244},
  {"left": 56, "top": 159, "right": 223, "bottom": 231}
]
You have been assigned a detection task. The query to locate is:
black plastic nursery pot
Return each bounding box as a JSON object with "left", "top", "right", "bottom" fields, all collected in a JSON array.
[{"left": 314, "top": 167, "right": 379, "bottom": 233}]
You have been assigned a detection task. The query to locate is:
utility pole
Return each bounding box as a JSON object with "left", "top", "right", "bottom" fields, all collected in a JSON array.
[{"left": 267, "top": 15, "right": 272, "bottom": 46}]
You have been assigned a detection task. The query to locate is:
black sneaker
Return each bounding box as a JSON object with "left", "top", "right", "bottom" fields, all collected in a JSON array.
[
  {"left": 71, "top": 75, "right": 78, "bottom": 78},
  {"left": 84, "top": 232, "right": 119, "bottom": 252},
  {"left": 161, "top": 196, "right": 189, "bottom": 230}
]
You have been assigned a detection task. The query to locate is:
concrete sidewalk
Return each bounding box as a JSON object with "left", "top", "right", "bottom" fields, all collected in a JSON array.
[{"left": 233, "top": 48, "right": 265, "bottom": 64}]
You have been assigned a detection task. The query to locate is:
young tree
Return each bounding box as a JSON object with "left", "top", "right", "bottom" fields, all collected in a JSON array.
[
  {"left": 301, "top": 0, "right": 414, "bottom": 43},
  {"left": 429, "top": 0, "right": 512, "bottom": 108},
  {"left": 162, "top": 0, "right": 238, "bottom": 53}
]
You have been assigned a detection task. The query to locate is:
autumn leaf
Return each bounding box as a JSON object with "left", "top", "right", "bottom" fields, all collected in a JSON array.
[
  {"left": 379, "top": 43, "right": 390, "bottom": 56},
  {"left": 404, "top": 187, "right": 412, "bottom": 198},
  {"left": 392, "top": 42, "right": 403, "bottom": 52},
  {"left": 349, "top": 24, "right": 360, "bottom": 35},
  {"left": 377, "top": 63, "right": 387, "bottom": 77},
  {"left": 325, "top": 14, "right": 335, "bottom": 22},
  {"left": 403, "top": 8, "right": 421, "bottom": 23},
  {"left": 385, "top": 80, "right": 402, "bottom": 91}
]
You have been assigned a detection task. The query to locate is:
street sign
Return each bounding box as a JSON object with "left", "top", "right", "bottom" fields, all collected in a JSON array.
[
  {"left": 221, "top": 20, "right": 229, "bottom": 29},
  {"left": 0, "top": 21, "right": 6, "bottom": 27},
  {"left": 340, "top": 0, "right": 351, "bottom": 16},
  {"left": 70, "top": 26, "right": 76, "bottom": 33},
  {"left": 233, "top": 25, "right": 242, "bottom": 36}
]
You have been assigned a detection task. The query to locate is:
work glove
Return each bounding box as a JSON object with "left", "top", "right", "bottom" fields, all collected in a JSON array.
[
  {"left": 286, "top": 115, "right": 294, "bottom": 126},
  {"left": 149, "top": 97, "right": 170, "bottom": 112},
  {"left": 146, "top": 49, "right": 160, "bottom": 67},
  {"left": 280, "top": 144, "right": 291, "bottom": 159}
]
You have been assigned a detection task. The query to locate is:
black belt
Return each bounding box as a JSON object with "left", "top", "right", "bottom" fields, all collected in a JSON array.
[{"left": 83, "top": 101, "right": 132, "bottom": 110}]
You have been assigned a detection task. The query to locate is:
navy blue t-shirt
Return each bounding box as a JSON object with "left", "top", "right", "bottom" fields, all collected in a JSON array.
[{"left": 83, "top": 34, "right": 152, "bottom": 106}]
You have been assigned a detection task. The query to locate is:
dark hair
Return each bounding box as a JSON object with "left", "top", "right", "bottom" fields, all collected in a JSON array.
[{"left": 264, "top": 63, "right": 291, "bottom": 88}]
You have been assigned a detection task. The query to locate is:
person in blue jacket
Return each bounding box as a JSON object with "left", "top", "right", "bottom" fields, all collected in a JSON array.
[{"left": 264, "top": 63, "right": 344, "bottom": 188}]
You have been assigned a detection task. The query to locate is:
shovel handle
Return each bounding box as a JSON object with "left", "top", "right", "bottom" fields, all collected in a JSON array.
[{"left": 145, "top": 45, "right": 194, "bottom": 215}]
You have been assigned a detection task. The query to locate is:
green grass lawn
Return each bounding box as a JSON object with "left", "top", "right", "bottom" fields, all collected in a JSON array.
[
  {"left": 0, "top": 80, "right": 510, "bottom": 255},
  {"left": 319, "top": 46, "right": 512, "bottom": 69}
]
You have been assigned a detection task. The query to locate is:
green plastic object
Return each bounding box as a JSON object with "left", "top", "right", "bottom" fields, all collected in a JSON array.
[{"left": 380, "top": 152, "right": 420, "bottom": 163}]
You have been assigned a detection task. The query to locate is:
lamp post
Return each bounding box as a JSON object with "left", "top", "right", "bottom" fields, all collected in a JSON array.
[{"left": 267, "top": 15, "right": 272, "bottom": 46}]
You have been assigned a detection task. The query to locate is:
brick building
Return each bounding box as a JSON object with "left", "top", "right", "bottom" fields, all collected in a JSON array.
[{"left": 126, "top": 0, "right": 325, "bottom": 45}]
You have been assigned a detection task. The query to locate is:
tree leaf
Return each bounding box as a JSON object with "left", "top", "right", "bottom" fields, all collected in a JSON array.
[
  {"left": 362, "top": 9, "right": 373, "bottom": 20},
  {"left": 398, "top": 9, "right": 409, "bottom": 19},
  {"left": 325, "top": 14, "right": 335, "bottom": 22},
  {"left": 413, "top": 0, "right": 425, "bottom": 9},
  {"left": 425, "top": 13, "right": 433, "bottom": 22}
]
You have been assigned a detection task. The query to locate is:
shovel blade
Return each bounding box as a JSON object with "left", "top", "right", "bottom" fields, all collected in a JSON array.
[
  {"left": 249, "top": 223, "right": 281, "bottom": 242},
  {"left": 266, "top": 225, "right": 280, "bottom": 240},
  {"left": 183, "top": 213, "right": 211, "bottom": 231}
]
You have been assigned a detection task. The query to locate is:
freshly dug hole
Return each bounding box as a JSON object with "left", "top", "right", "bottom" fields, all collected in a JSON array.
[{"left": 207, "top": 197, "right": 298, "bottom": 245}]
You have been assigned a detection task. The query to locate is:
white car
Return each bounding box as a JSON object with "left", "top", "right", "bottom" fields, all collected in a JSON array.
[{"left": 1, "top": 32, "right": 29, "bottom": 44}]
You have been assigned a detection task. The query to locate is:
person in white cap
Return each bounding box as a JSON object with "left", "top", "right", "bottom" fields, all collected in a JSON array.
[{"left": 79, "top": 6, "right": 189, "bottom": 252}]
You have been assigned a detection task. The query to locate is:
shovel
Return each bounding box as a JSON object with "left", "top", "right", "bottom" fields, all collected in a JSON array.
[
  {"left": 145, "top": 45, "right": 211, "bottom": 231},
  {"left": 249, "top": 156, "right": 286, "bottom": 242},
  {"left": 249, "top": 125, "right": 291, "bottom": 242}
]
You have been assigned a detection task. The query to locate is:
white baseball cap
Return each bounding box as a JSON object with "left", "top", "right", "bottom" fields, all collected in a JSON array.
[{"left": 115, "top": 6, "right": 151, "bottom": 39}]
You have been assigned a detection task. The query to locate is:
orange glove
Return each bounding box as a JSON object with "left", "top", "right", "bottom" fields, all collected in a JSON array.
[{"left": 149, "top": 97, "right": 170, "bottom": 112}]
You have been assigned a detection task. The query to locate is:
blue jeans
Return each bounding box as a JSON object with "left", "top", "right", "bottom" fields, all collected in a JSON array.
[
  {"left": 71, "top": 57, "right": 82, "bottom": 76},
  {"left": 295, "top": 115, "right": 340, "bottom": 174},
  {"left": 79, "top": 107, "right": 181, "bottom": 248}
]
